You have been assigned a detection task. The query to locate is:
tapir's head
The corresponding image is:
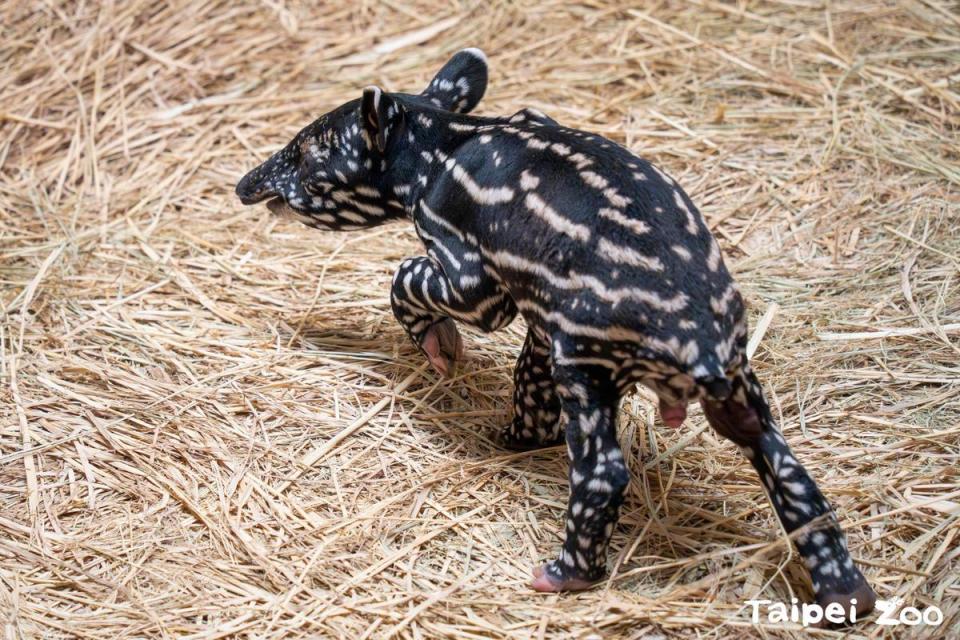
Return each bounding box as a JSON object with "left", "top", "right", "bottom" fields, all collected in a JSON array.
[{"left": 235, "top": 48, "right": 488, "bottom": 227}]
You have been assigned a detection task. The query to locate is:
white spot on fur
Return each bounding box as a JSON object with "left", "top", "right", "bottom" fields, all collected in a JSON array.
[
  {"left": 597, "top": 237, "right": 664, "bottom": 271},
  {"left": 520, "top": 170, "right": 540, "bottom": 191},
  {"left": 524, "top": 192, "right": 591, "bottom": 242},
  {"left": 672, "top": 245, "right": 692, "bottom": 261},
  {"left": 598, "top": 207, "right": 650, "bottom": 235},
  {"left": 446, "top": 158, "right": 515, "bottom": 204}
]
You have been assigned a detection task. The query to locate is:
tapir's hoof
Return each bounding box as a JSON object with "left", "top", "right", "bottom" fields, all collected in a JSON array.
[
  {"left": 498, "top": 435, "right": 540, "bottom": 451},
  {"left": 421, "top": 318, "right": 463, "bottom": 378},
  {"left": 530, "top": 564, "right": 600, "bottom": 592},
  {"left": 498, "top": 430, "right": 561, "bottom": 452},
  {"left": 815, "top": 581, "right": 877, "bottom": 626},
  {"left": 659, "top": 400, "right": 687, "bottom": 427}
]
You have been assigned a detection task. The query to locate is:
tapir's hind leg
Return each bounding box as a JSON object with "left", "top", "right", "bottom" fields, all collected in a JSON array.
[{"left": 700, "top": 362, "right": 876, "bottom": 623}]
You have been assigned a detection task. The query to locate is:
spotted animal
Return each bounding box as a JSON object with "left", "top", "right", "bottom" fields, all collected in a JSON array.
[{"left": 236, "top": 49, "right": 876, "bottom": 621}]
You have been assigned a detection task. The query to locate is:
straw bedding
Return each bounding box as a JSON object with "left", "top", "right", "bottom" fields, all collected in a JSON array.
[{"left": 1, "top": 1, "right": 958, "bottom": 638}]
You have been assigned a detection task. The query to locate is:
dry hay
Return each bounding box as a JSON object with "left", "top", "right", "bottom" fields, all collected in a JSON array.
[{"left": 1, "top": 1, "right": 959, "bottom": 638}]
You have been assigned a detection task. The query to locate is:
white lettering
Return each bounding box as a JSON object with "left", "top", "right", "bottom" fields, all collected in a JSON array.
[
  {"left": 823, "top": 602, "right": 846, "bottom": 624},
  {"left": 876, "top": 599, "right": 901, "bottom": 625},
  {"left": 745, "top": 600, "right": 770, "bottom": 624}
]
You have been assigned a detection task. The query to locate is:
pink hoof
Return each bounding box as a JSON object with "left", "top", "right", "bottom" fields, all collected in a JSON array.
[
  {"left": 421, "top": 319, "right": 464, "bottom": 378},
  {"left": 530, "top": 564, "right": 599, "bottom": 592},
  {"left": 659, "top": 401, "right": 687, "bottom": 428}
]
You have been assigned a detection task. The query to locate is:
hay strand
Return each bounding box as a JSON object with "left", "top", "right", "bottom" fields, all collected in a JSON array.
[{"left": 1, "top": 1, "right": 958, "bottom": 637}]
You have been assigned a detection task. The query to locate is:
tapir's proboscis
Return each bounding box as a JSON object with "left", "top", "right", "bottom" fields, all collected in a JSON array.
[{"left": 236, "top": 49, "right": 875, "bottom": 622}]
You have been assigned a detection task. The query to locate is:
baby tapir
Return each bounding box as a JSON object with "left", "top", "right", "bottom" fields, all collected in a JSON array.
[{"left": 236, "top": 49, "right": 875, "bottom": 620}]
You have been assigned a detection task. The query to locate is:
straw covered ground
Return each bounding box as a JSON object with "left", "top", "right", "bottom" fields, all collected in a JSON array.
[{"left": 2, "top": 1, "right": 958, "bottom": 638}]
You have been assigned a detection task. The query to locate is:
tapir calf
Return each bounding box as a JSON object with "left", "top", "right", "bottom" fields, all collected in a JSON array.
[{"left": 236, "top": 49, "right": 875, "bottom": 620}]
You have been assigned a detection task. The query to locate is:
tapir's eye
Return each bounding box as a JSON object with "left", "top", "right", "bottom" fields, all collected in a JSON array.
[{"left": 299, "top": 153, "right": 314, "bottom": 172}]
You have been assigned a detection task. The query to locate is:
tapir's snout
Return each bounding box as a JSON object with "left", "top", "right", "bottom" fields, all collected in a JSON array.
[
  {"left": 235, "top": 165, "right": 274, "bottom": 205},
  {"left": 236, "top": 144, "right": 299, "bottom": 206}
]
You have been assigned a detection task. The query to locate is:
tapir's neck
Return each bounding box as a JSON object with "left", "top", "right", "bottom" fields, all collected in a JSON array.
[{"left": 383, "top": 101, "right": 500, "bottom": 215}]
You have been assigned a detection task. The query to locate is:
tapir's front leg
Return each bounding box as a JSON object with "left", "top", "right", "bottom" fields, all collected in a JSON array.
[
  {"left": 390, "top": 255, "right": 516, "bottom": 377},
  {"left": 501, "top": 329, "right": 563, "bottom": 450}
]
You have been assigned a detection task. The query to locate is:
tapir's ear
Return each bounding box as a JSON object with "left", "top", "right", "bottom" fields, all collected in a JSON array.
[
  {"left": 421, "top": 48, "right": 488, "bottom": 114},
  {"left": 361, "top": 86, "right": 400, "bottom": 153}
]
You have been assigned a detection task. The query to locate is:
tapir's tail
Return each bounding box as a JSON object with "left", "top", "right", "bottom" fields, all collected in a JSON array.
[
  {"left": 696, "top": 374, "right": 733, "bottom": 401},
  {"left": 693, "top": 352, "right": 733, "bottom": 401}
]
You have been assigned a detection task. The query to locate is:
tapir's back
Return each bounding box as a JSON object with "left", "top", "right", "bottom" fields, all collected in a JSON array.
[{"left": 442, "top": 116, "right": 746, "bottom": 380}]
